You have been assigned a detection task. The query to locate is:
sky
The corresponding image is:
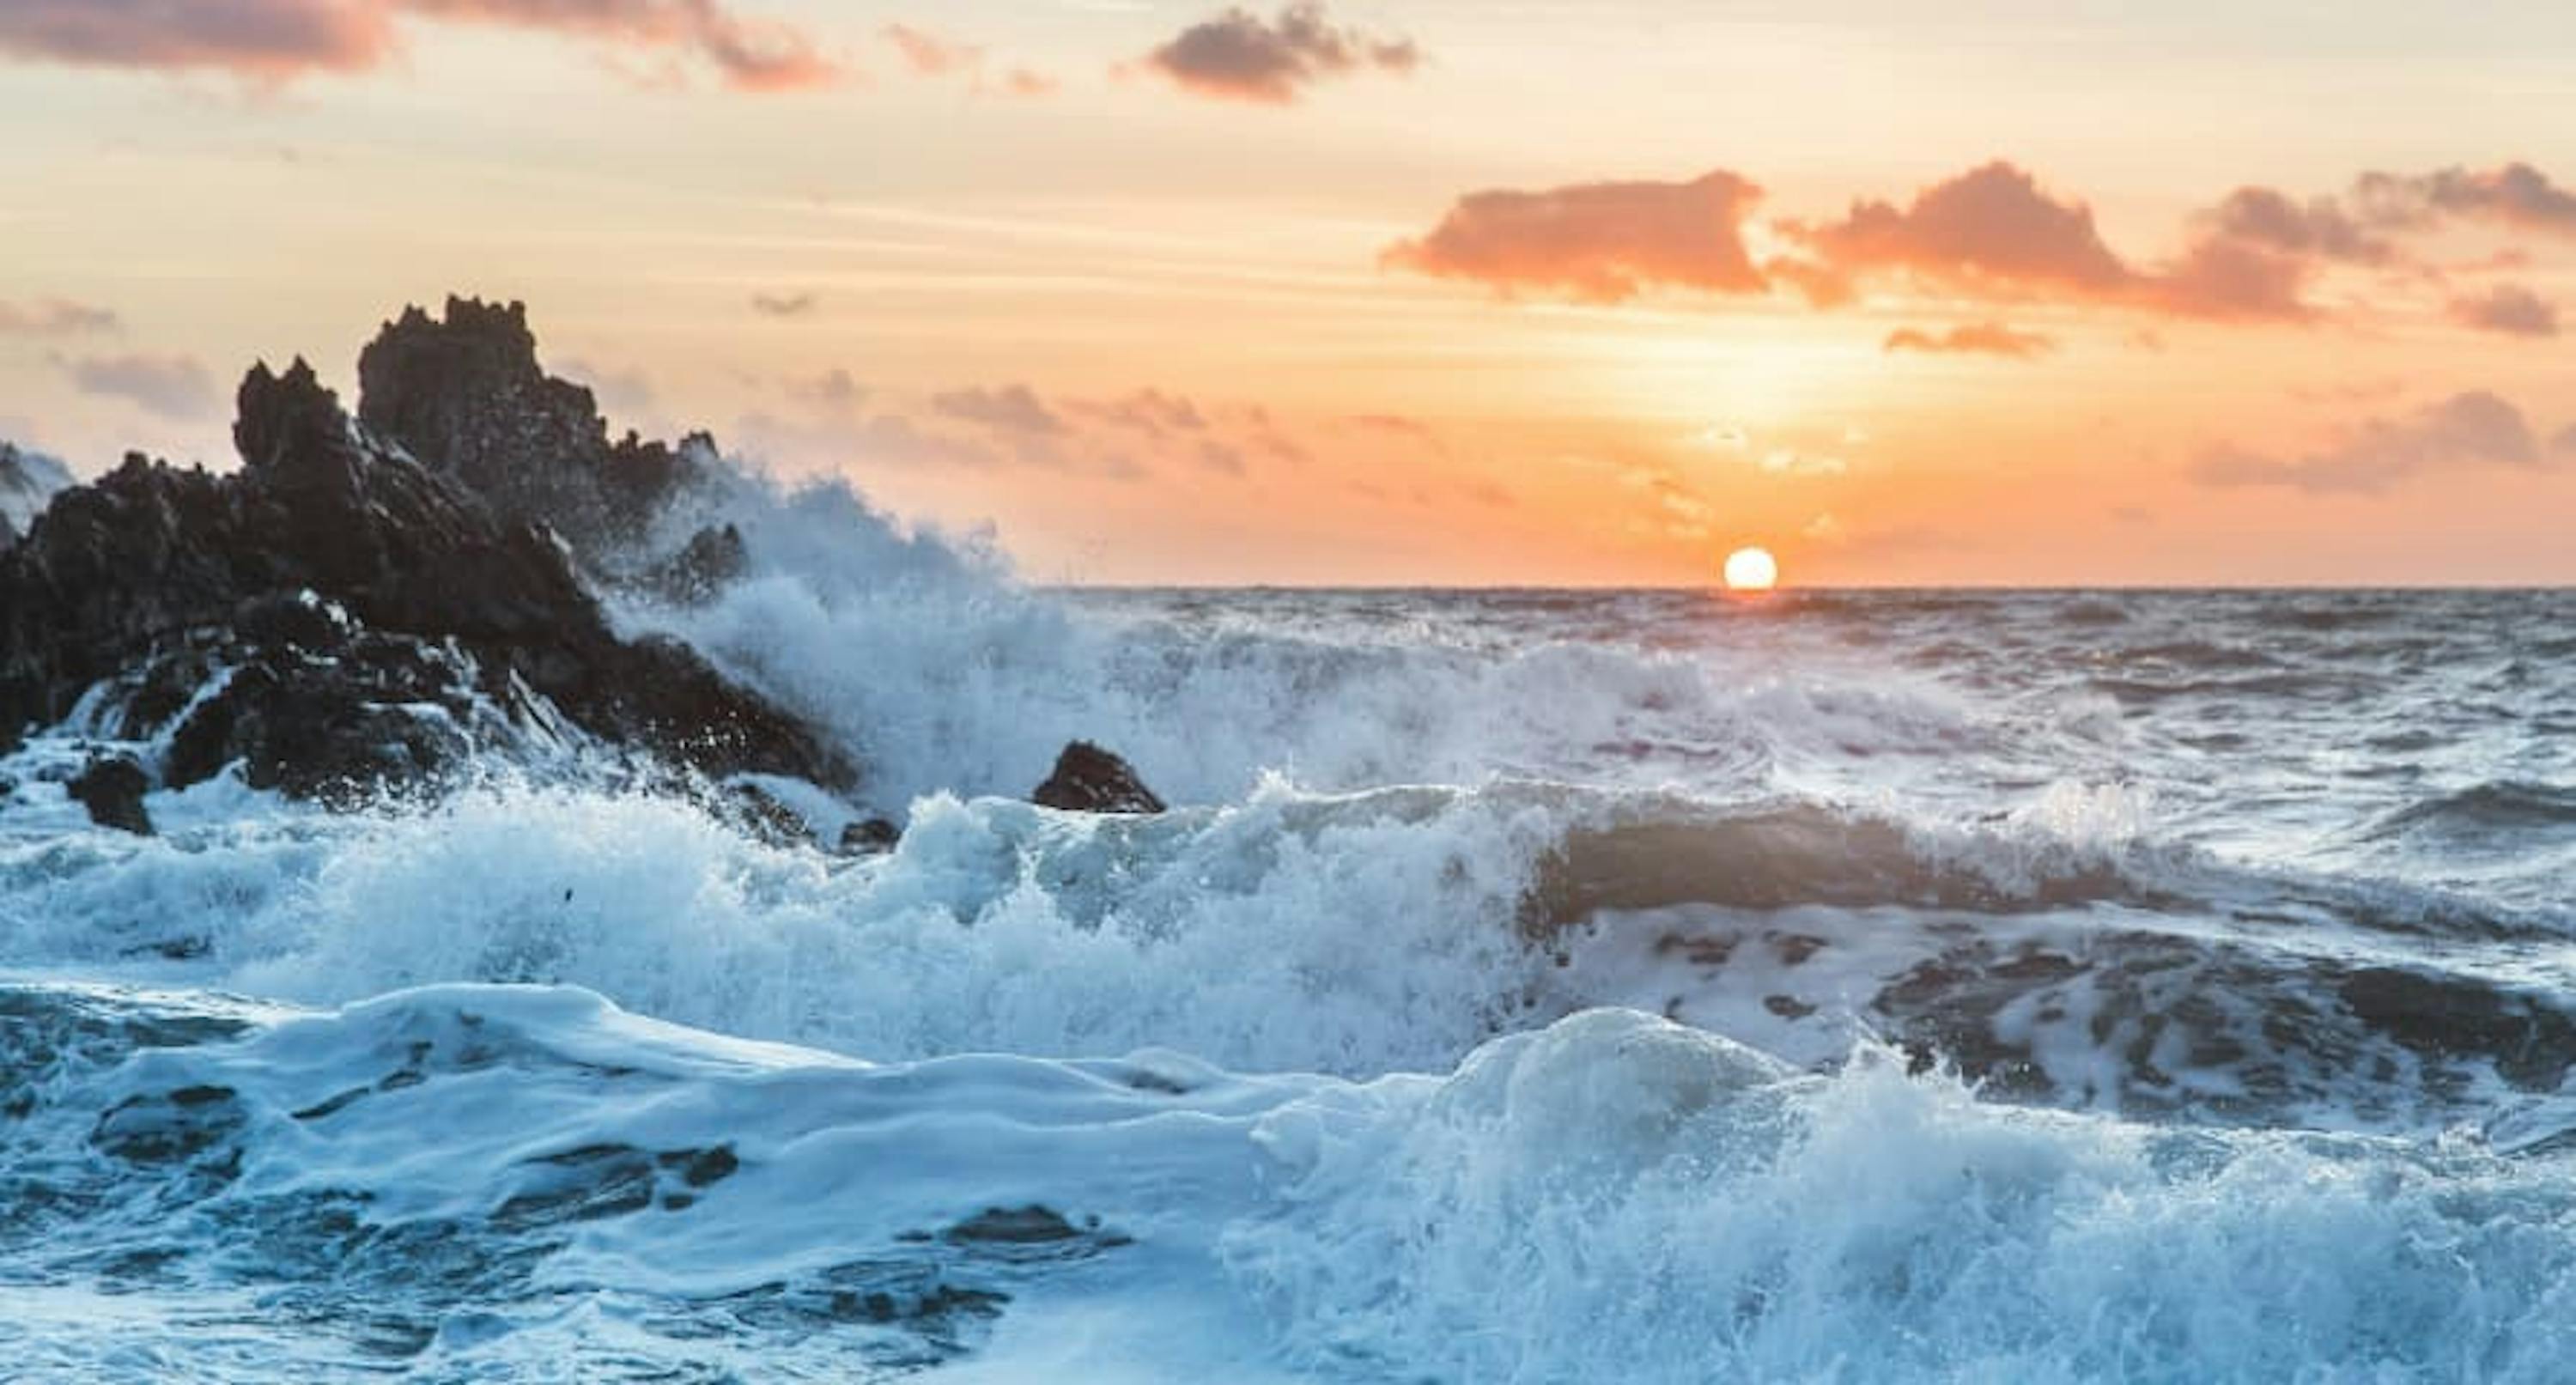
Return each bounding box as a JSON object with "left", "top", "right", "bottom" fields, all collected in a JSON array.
[{"left": 3, "top": 0, "right": 2573, "bottom": 586}]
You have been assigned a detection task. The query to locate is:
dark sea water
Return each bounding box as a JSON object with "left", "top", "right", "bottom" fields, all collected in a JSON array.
[{"left": 5, "top": 574, "right": 2574, "bottom": 1380}]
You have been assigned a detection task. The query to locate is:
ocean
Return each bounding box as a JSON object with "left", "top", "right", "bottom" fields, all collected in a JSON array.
[{"left": 6, "top": 480, "right": 2575, "bottom": 1381}]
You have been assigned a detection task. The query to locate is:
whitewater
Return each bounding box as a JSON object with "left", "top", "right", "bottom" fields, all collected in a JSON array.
[{"left": 6, "top": 465, "right": 2576, "bottom": 1381}]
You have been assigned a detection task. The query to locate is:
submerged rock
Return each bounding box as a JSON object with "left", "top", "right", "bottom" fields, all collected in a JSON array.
[
  {"left": 1031, "top": 742, "right": 1164, "bottom": 815},
  {"left": 68, "top": 755, "right": 152, "bottom": 835},
  {"left": 838, "top": 817, "right": 902, "bottom": 855}
]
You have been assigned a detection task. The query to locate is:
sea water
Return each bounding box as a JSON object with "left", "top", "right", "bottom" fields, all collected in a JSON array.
[{"left": 4, "top": 471, "right": 2574, "bottom": 1381}]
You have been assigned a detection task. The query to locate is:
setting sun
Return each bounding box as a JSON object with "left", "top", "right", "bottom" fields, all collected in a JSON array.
[{"left": 1723, "top": 546, "right": 1781, "bottom": 592}]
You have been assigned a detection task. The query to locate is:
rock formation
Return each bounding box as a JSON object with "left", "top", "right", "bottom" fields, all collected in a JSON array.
[
  {"left": 356, "top": 296, "right": 712, "bottom": 567},
  {"left": 0, "top": 330, "right": 849, "bottom": 801},
  {"left": 1031, "top": 742, "right": 1165, "bottom": 814}
]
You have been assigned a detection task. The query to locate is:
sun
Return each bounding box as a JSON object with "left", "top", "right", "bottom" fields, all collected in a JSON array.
[{"left": 1722, "top": 545, "right": 1780, "bottom": 592}]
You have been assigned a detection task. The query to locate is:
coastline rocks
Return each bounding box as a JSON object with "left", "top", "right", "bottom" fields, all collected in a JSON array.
[
  {"left": 0, "top": 349, "right": 850, "bottom": 803},
  {"left": 356, "top": 296, "right": 709, "bottom": 565},
  {"left": 69, "top": 755, "right": 153, "bottom": 835},
  {"left": 1031, "top": 742, "right": 1165, "bottom": 815}
]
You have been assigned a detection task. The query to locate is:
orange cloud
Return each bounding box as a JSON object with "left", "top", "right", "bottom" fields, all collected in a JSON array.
[
  {"left": 0, "top": 0, "right": 840, "bottom": 91},
  {"left": 1882, "top": 321, "right": 2056, "bottom": 358},
  {"left": 1394, "top": 158, "right": 2576, "bottom": 325},
  {"left": 2357, "top": 162, "right": 2576, "bottom": 237},
  {"left": 2199, "top": 186, "right": 2397, "bottom": 264},
  {"left": 2448, "top": 283, "right": 2560, "bottom": 337},
  {"left": 1142, "top": 3, "right": 1419, "bottom": 105},
  {"left": 1382, "top": 171, "right": 1767, "bottom": 303},
  {"left": 1782, "top": 161, "right": 2133, "bottom": 301},
  {"left": 750, "top": 291, "right": 817, "bottom": 317},
  {"left": 2196, "top": 391, "right": 2569, "bottom": 495}
]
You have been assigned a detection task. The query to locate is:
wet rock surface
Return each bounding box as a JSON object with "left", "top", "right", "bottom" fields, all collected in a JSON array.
[
  {"left": 68, "top": 755, "right": 153, "bottom": 835},
  {"left": 0, "top": 302, "right": 851, "bottom": 804},
  {"left": 1031, "top": 741, "right": 1165, "bottom": 814}
]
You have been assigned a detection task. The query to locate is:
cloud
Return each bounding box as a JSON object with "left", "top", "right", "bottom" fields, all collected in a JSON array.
[
  {"left": 63, "top": 352, "right": 217, "bottom": 419},
  {"left": 0, "top": 0, "right": 839, "bottom": 92},
  {"left": 2194, "top": 390, "right": 2563, "bottom": 495},
  {"left": 2199, "top": 185, "right": 2397, "bottom": 264},
  {"left": 1882, "top": 321, "right": 2056, "bottom": 358},
  {"left": 2357, "top": 162, "right": 2576, "bottom": 237},
  {"left": 932, "top": 384, "right": 1065, "bottom": 436},
  {"left": 1390, "top": 157, "right": 2576, "bottom": 331},
  {"left": 878, "top": 22, "right": 1054, "bottom": 95},
  {"left": 1388, "top": 159, "right": 2314, "bottom": 319},
  {"left": 1759, "top": 448, "right": 1847, "bottom": 478},
  {"left": 739, "top": 408, "right": 1008, "bottom": 473},
  {"left": 1383, "top": 171, "right": 1766, "bottom": 303},
  {"left": 2141, "top": 233, "right": 2318, "bottom": 321},
  {"left": 556, "top": 356, "right": 659, "bottom": 420},
  {"left": 0, "top": 297, "right": 119, "bottom": 335},
  {"left": 1078, "top": 389, "right": 1209, "bottom": 436},
  {"left": 881, "top": 22, "right": 975, "bottom": 76},
  {"left": 1141, "top": 2, "right": 1419, "bottom": 105},
  {"left": 1782, "top": 161, "right": 2133, "bottom": 303},
  {"left": 991, "top": 66, "right": 1057, "bottom": 97},
  {"left": 750, "top": 291, "right": 817, "bottom": 317},
  {"left": 2448, "top": 283, "right": 2560, "bottom": 337},
  {"left": 786, "top": 367, "right": 865, "bottom": 410}
]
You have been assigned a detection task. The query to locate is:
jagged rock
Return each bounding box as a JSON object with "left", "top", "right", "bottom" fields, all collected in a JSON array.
[
  {"left": 637, "top": 524, "right": 749, "bottom": 605},
  {"left": 726, "top": 782, "right": 816, "bottom": 849},
  {"left": 838, "top": 817, "right": 901, "bottom": 855},
  {"left": 356, "top": 297, "right": 708, "bottom": 563},
  {"left": 0, "top": 350, "right": 851, "bottom": 803},
  {"left": 1031, "top": 742, "right": 1164, "bottom": 815},
  {"left": 69, "top": 755, "right": 153, "bottom": 835}
]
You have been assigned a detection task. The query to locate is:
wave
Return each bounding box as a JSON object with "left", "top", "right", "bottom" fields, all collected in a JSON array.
[
  {"left": 2366, "top": 781, "right": 2576, "bottom": 839},
  {"left": 12, "top": 988, "right": 2576, "bottom": 1382},
  {"left": 9, "top": 751, "right": 2573, "bottom": 1137}
]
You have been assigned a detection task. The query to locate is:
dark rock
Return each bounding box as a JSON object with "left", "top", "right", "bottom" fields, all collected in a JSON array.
[
  {"left": 356, "top": 296, "right": 708, "bottom": 563},
  {"left": 637, "top": 523, "right": 749, "bottom": 604},
  {"left": 838, "top": 817, "right": 902, "bottom": 855},
  {"left": 69, "top": 754, "right": 153, "bottom": 835},
  {"left": 727, "top": 781, "right": 816, "bottom": 848},
  {"left": 2337, "top": 966, "right": 2576, "bottom": 1091},
  {"left": 1031, "top": 741, "right": 1164, "bottom": 815},
  {"left": 0, "top": 333, "right": 852, "bottom": 805}
]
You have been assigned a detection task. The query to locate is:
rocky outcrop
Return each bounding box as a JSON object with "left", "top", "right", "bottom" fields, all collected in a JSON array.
[
  {"left": 0, "top": 351, "right": 850, "bottom": 802},
  {"left": 1031, "top": 742, "right": 1165, "bottom": 814},
  {"left": 356, "top": 297, "right": 708, "bottom": 565},
  {"left": 69, "top": 755, "right": 152, "bottom": 835}
]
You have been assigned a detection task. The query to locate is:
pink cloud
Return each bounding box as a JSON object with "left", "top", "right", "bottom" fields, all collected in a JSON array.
[
  {"left": 1882, "top": 321, "right": 2057, "bottom": 359},
  {"left": 1382, "top": 171, "right": 1767, "bottom": 303},
  {"left": 1782, "top": 161, "right": 2133, "bottom": 301},
  {"left": 2196, "top": 391, "right": 2565, "bottom": 495},
  {"left": 2448, "top": 283, "right": 2560, "bottom": 337},
  {"left": 0, "top": 0, "right": 840, "bottom": 91},
  {"left": 1142, "top": 3, "right": 1419, "bottom": 105}
]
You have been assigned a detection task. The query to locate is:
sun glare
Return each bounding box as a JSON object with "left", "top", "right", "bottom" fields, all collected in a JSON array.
[{"left": 1722, "top": 546, "right": 1780, "bottom": 592}]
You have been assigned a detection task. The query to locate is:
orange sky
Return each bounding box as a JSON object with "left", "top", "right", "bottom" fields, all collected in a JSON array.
[{"left": 3, "top": 1, "right": 2573, "bottom": 585}]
